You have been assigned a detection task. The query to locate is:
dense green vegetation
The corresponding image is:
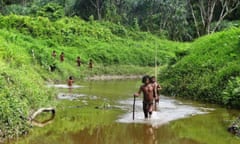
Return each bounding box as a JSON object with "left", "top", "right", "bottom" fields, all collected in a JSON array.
[
  {"left": 0, "top": 14, "right": 184, "bottom": 67},
  {"left": 1, "top": 0, "right": 239, "bottom": 41},
  {"left": 160, "top": 27, "right": 240, "bottom": 108},
  {"left": 0, "top": 0, "right": 239, "bottom": 140},
  {"left": 0, "top": 14, "right": 184, "bottom": 140},
  {"left": 0, "top": 35, "right": 55, "bottom": 139}
]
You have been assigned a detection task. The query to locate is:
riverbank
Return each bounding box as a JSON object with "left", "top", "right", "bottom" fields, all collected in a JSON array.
[
  {"left": 10, "top": 80, "right": 240, "bottom": 144},
  {"left": 86, "top": 75, "right": 142, "bottom": 80}
]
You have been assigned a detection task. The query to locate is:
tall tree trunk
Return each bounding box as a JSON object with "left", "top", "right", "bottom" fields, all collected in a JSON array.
[
  {"left": 90, "top": 0, "right": 103, "bottom": 20},
  {"left": 206, "top": 0, "right": 217, "bottom": 34},
  {"left": 212, "top": 0, "right": 240, "bottom": 33},
  {"left": 188, "top": 0, "right": 200, "bottom": 37},
  {"left": 191, "top": 0, "right": 240, "bottom": 36}
]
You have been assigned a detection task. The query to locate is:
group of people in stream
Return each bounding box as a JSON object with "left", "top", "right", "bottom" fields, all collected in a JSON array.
[
  {"left": 52, "top": 50, "right": 162, "bottom": 119},
  {"left": 51, "top": 50, "right": 94, "bottom": 93},
  {"left": 134, "top": 75, "right": 162, "bottom": 119}
]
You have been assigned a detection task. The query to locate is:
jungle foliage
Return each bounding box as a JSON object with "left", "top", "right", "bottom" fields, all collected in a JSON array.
[
  {"left": 0, "top": 31, "right": 55, "bottom": 139},
  {"left": 0, "top": 14, "right": 185, "bottom": 140},
  {"left": 0, "top": 14, "right": 184, "bottom": 68},
  {"left": 160, "top": 27, "right": 240, "bottom": 108},
  {"left": 0, "top": 0, "right": 239, "bottom": 141},
  {"left": 0, "top": 0, "right": 240, "bottom": 41}
]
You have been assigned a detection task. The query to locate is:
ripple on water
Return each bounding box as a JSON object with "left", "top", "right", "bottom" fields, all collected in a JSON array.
[
  {"left": 57, "top": 93, "right": 86, "bottom": 101},
  {"left": 117, "top": 96, "right": 210, "bottom": 127},
  {"left": 47, "top": 84, "right": 85, "bottom": 89}
]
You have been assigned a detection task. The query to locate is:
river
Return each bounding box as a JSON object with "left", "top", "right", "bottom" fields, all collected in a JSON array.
[{"left": 11, "top": 79, "right": 240, "bottom": 144}]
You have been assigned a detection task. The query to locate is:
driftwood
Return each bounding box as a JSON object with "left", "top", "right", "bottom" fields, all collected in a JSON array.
[{"left": 28, "top": 107, "right": 55, "bottom": 127}]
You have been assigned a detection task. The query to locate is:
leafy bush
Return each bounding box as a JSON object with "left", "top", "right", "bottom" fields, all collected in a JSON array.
[
  {"left": 36, "top": 2, "right": 64, "bottom": 21},
  {"left": 5, "top": 15, "right": 185, "bottom": 67},
  {"left": 0, "top": 29, "right": 57, "bottom": 140},
  {"left": 0, "top": 63, "right": 55, "bottom": 139},
  {"left": 0, "top": 15, "right": 185, "bottom": 140},
  {"left": 1, "top": 4, "right": 30, "bottom": 15},
  {"left": 160, "top": 27, "right": 240, "bottom": 107},
  {"left": 222, "top": 77, "right": 240, "bottom": 108}
]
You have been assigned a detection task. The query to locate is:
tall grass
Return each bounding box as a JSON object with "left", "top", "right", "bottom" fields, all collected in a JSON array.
[
  {"left": 0, "top": 15, "right": 185, "bottom": 140},
  {"left": 0, "top": 14, "right": 239, "bottom": 140},
  {"left": 0, "top": 14, "right": 185, "bottom": 66},
  {"left": 160, "top": 27, "right": 240, "bottom": 108}
]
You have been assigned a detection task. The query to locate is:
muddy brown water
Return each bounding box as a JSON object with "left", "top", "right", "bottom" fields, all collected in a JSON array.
[{"left": 10, "top": 80, "right": 240, "bottom": 144}]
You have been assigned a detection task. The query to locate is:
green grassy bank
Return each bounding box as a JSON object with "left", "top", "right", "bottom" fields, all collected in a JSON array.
[
  {"left": 1, "top": 14, "right": 239, "bottom": 140},
  {"left": 0, "top": 15, "right": 183, "bottom": 140},
  {"left": 160, "top": 27, "right": 240, "bottom": 108}
]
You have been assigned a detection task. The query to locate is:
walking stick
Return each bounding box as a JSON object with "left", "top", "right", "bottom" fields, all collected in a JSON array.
[{"left": 133, "top": 96, "right": 136, "bottom": 120}]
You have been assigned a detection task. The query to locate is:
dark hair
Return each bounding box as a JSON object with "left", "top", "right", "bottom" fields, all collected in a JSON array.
[
  {"left": 142, "top": 75, "right": 150, "bottom": 83},
  {"left": 150, "top": 76, "right": 156, "bottom": 79},
  {"left": 150, "top": 76, "right": 156, "bottom": 82}
]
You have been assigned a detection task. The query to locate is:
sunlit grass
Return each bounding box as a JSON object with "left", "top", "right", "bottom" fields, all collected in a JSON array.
[{"left": 1, "top": 14, "right": 240, "bottom": 141}]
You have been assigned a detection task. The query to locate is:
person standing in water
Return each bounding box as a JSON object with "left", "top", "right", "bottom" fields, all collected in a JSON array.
[
  {"left": 134, "top": 75, "right": 154, "bottom": 119},
  {"left": 150, "top": 76, "right": 162, "bottom": 110},
  {"left": 68, "top": 76, "right": 74, "bottom": 93}
]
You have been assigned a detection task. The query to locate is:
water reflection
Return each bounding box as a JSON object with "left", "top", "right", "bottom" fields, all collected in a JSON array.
[
  {"left": 30, "top": 108, "right": 56, "bottom": 128},
  {"left": 71, "top": 124, "right": 157, "bottom": 144},
  {"left": 31, "top": 115, "right": 55, "bottom": 128},
  {"left": 143, "top": 124, "right": 157, "bottom": 144},
  {"left": 69, "top": 123, "right": 201, "bottom": 144}
]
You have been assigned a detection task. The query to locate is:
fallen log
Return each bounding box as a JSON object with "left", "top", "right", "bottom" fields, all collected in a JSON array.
[{"left": 28, "top": 107, "right": 55, "bottom": 127}]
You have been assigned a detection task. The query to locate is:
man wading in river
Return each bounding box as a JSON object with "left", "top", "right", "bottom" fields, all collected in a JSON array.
[
  {"left": 134, "top": 75, "right": 154, "bottom": 119},
  {"left": 68, "top": 76, "right": 74, "bottom": 93},
  {"left": 150, "top": 76, "right": 162, "bottom": 110}
]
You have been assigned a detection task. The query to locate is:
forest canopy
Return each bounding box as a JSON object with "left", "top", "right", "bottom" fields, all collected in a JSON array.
[{"left": 0, "top": 0, "right": 239, "bottom": 41}]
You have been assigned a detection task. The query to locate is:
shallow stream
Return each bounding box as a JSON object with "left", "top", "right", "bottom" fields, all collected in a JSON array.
[{"left": 11, "top": 79, "right": 240, "bottom": 144}]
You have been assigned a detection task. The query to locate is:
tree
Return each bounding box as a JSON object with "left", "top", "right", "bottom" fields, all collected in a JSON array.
[
  {"left": 0, "top": 0, "right": 4, "bottom": 12},
  {"left": 103, "top": 0, "right": 129, "bottom": 23},
  {"left": 90, "top": 0, "right": 104, "bottom": 20},
  {"left": 103, "top": 0, "right": 120, "bottom": 22},
  {"left": 188, "top": 0, "right": 240, "bottom": 36},
  {"left": 73, "top": 0, "right": 103, "bottom": 20},
  {"left": 129, "top": 0, "right": 190, "bottom": 41},
  {"left": 212, "top": 0, "right": 240, "bottom": 32}
]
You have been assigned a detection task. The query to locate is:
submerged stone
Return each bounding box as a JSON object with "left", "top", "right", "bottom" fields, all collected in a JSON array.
[{"left": 228, "top": 117, "right": 240, "bottom": 136}]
